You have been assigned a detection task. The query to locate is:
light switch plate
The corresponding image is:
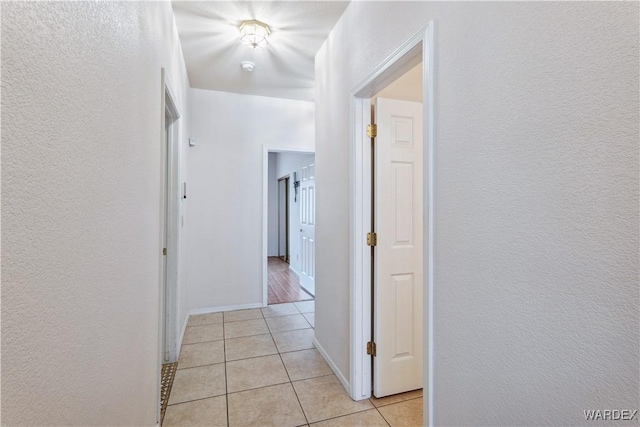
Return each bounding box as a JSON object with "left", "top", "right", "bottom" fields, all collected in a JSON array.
[{"left": 189, "top": 137, "right": 196, "bottom": 146}]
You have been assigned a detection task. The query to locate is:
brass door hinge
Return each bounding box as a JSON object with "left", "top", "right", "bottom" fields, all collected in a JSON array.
[
  {"left": 367, "top": 232, "right": 377, "bottom": 247},
  {"left": 163, "top": 248, "right": 167, "bottom": 256},
  {"left": 366, "top": 124, "right": 377, "bottom": 138},
  {"left": 367, "top": 341, "right": 377, "bottom": 357}
]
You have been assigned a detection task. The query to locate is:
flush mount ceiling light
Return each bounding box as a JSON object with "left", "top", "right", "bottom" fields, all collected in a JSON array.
[{"left": 239, "top": 20, "right": 271, "bottom": 49}]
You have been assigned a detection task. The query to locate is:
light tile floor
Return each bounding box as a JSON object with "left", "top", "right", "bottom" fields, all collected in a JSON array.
[{"left": 164, "top": 302, "right": 423, "bottom": 427}]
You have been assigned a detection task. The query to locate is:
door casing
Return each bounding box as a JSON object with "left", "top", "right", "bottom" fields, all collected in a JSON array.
[
  {"left": 277, "top": 175, "right": 290, "bottom": 263},
  {"left": 157, "top": 68, "right": 181, "bottom": 423},
  {"left": 348, "top": 23, "right": 435, "bottom": 426}
]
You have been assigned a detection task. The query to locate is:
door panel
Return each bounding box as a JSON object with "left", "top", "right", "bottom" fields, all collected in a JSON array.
[
  {"left": 374, "top": 98, "right": 423, "bottom": 397},
  {"left": 299, "top": 163, "right": 316, "bottom": 296}
]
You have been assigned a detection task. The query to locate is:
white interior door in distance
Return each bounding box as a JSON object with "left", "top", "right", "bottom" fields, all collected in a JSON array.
[{"left": 299, "top": 163, "right": 316, "bottom": 296}]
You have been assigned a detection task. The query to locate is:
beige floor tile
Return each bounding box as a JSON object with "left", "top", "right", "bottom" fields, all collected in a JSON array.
[
  {"left": 228, "top": 382, "right": 307, "bottom": 427},
  {"left": 272, "top": 328, "right": 315, "bottom": 353},
  {"left": 262, "top": 302, "right": 300, "bottom": 317},
  {"left": 164, "top": 395, "right": 228, "bottom": 427},
  {"left": 188, "top": 312, "right": 223, "bottom": 327},
  {"left": 302, "top": 312, "right": 315, "bottom": 328},
  {"left": 168, "top": 363, "right": 226, "bottom": 405},
  {"left": 178, "top": 340, "right": 225, "bottom": 369},
  {"left": 266, "top": 314, "right": 311, "bottom": 333},
  {"left": 310, "top": 409, "right": 388, "bottom": 427},
  {"left": 225, "top": 333, "right": 277, "bottom": 361},
  {"left": 183, "top": 324, "right": 224, "bottom": 344},
  {"left": 227, "top": 354, "right": 290, "bottom": 393},
  {"left": 293, "top": 375, "right": 373, "bottom": 423},
  {"left": 281, "top": 349, "right": 333, "bottom": 381},
  {"left": 377, "top": 398, "right": 423, "bottom": 427},
  {"left": 224, "top": 308, "right": 264, "bottom": 323},
  {"left": 294, "top": 301, "right": 315, "bottom": 314},
  {"left": 224, "top": 318, "right": 269, "bottom": 339},
  {"left": 370, "top": 389, "right": 423, "bottom": 407}
]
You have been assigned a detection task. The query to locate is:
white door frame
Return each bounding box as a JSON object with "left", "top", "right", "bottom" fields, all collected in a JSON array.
[
  {"left": 348, "top": 23, "right": 435, "bottom": 425},
  {"left": 262, "top": 146, "right": 314, "bottom": 307},
  {"left": 277, "top": 175, "right": 290, "bottom": 262},
  {"left": 157, "top": 68, "right": 181, "bottom": 422}
]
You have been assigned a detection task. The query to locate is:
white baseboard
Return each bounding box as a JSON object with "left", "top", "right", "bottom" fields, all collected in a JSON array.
[
  {"left": 188, "top": 302, "right": 263, "bottom": 316},
  {"left": 313, "top": 337, "right": 350, "bottom": 394},
  {"left": 300, "top": 283, "right": 315, "bottom": 298},
  {"left": 177, "top": 314, "right": 189, "bottom": 357},
  {"left": 289, "top": 264, "right": 301, "bottom": 277}
]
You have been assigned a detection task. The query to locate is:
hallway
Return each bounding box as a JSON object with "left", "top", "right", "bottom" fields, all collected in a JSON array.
[
  {"left": 164, "top": 303, "right": 422, "bottom": 426},
  {"left": 268, "top": 257, "right": 314, "bottom": 305}
]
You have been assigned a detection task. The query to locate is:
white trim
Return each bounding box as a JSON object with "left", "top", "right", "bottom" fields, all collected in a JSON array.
[
  {"left": 165, "top": 73, "right": 181, "bottom": 363},
  {"left": 348, "top": 95, "right": 372, "bottom": 401},
  {"left": 313, "top": 337, "right": 350, "bottom": 392},
  {"left": 425, "top": 22, "right": 436, "bottom": 427},
  {"left": 176, "top": 314, "right": 189, "bottom": 360},
  {"left": 288, "top": 264, "right": 301, "bottom": 277},
  {"left": 288, "top": 265, "right": 315, "bottom": 297},
  {"left": 348, "top": 23, "right": 435, "bottom": 426},
  {"left": 157, "top": 67, "right": 182, "bottom": 426},
  {"left": 189, "top": 302, "right": 263, "bottom": 315},
  {"left": 262, "top": 145, "right": 314, "bottom": 308}
]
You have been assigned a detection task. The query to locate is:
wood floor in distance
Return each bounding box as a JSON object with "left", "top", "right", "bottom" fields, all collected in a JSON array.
[{"left": 268, "top": 257, "right": 313, "bottom": 305}]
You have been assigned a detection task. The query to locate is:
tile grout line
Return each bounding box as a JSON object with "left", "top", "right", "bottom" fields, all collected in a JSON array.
[
  {"left": 223, "top": 322, "right": 230, "bottom": 427},
  {"left": 225, "top": 373, "right": 336, "bottom": 397},
  {"left": 371, "top": 395, "right": 424, "bottom": 408},
  {"left": 272, "top": 327, "right": 310, "bottom": 427},
  {"left": 167, "top": 394, "right": 227, "bottom": 408},
  {"left": 173, "top": 360, "right": 226, "bottom": 372},
  {"left": 375, "top": 406, "right": 392, "bottom": 427},
  {"left": 305, "top": 407, "right": 382, "bottom": 426},
  {"left": 180, "top": 338, "right": 225, "bottom": 348},
  {"left": 185, "top": 321, "right": 222, "bottom": 327}
]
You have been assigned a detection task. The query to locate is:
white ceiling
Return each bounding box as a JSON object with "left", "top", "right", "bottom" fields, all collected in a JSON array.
[{"left": 172, "top": 1, "right": 350, "bottom": 102}]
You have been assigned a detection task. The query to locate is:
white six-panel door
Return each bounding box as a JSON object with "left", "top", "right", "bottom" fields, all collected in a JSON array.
[
  {"left": 299, "top": 163, "right": 316, "bottom": 296},
  {"left": 373, "top": 98, "right": 423, "bottom": 397}
]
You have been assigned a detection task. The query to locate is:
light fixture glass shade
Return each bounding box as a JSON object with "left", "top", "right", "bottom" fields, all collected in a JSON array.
[{"left": 239, "top": 20, "right": 270, "bottom": 48}]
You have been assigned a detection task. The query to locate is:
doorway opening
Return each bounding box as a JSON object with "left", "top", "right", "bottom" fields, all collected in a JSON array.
[
  {"left": 277, "top": 175, "right": 290, "bottom": 263},
  {"left": 263, "top": 149, "right": 316, "bottom": 306},
  {"left": 348, "top": 24, "right": 434, "bottom": 424},
  {"left": 158, "top": 69, "right": 181, "bottom": 425}
]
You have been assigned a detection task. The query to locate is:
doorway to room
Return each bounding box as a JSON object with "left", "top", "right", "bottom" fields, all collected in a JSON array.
[
  {"left": 263, "top": 149, "right": 316, "bottom": 306},
  {"left": 349, "top": 25, "right": 434, "bottom": 417},
  {"left": 369, "top": 63, "right": 424, "bottom": 398}
]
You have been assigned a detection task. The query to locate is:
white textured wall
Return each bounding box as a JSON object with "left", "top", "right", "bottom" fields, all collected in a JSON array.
[
  {"left": 1, "top": 2, "right": 190, "bottom": 425},
  {"left": 187, "top": 89, "right": 314, "bottom": 310},
  {"left": 274, "top": 152, "right": 316, "bottom": 276},
  {"left": 315, "top": 2, "right": 639, "bottom": 425}
]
